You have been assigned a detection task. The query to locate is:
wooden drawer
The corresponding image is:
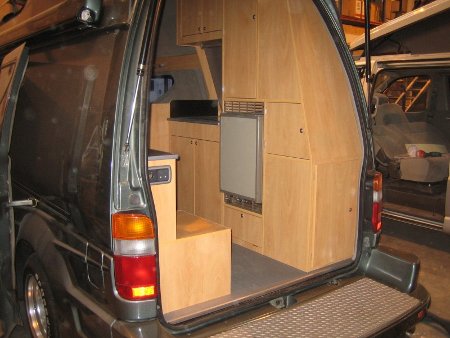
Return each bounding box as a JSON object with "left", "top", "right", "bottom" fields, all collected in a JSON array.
[{"left": 224, "top": 205, "right": 263, "bottom": 249}]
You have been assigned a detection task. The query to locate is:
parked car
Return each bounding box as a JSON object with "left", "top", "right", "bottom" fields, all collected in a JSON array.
[
  {"left": 0, "top": 0, "right": 429, "bottom": 337},
  {"left": 351, "top": 0, "right": 450, "bottom": 234}
]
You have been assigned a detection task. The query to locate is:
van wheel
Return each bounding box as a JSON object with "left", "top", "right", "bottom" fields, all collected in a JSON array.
[{"left": 23, "top": 254, "right": 59, "bottom": 338}]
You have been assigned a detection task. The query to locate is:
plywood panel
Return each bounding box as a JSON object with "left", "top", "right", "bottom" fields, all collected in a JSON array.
[
  {"left": 224, "top": 205, "right": 263, "bottom": 248},
  {"left": 287, "top": 0, "right": 363, "bottom": 164},
  {"left": 265, "top": 102, "right": 310, "bottom": 159},
  {"left": 149, "top": 103, "right": 170, "bottom": 152},
  {"left": 202, "top": 0, "right": 223, "bottom": 33},
  {"left": 263, "top": 154, "right": 312, "bottom": 271},
  {"left": 257, "top": 0, "right": 301, "bottom": 102},
  {"left": 178, "top": 0, "right": 202, "bottom": 37},
  {"left": 223, "top": 0, "right": 258, "bottom": 99},
  {"left": 170, "top": 136, "right": 195, "bottom": 213},
  {"left": 311, "top": 160, "right": 360, "bottom": 269},
  {"left": 176, "top": 211, "right": 225, "bottom": 238},
  {"left": 195, "top": 139, "right": 221, "bottom": 223},
  {"left": 159, "top": 226, "right": 231, "bottom": 314},
  {"left": 170, "top": 121, "right": 219, "bottom": 142},
  {"left": 148, "top": 159, "right": 177, "bottom": 241}
]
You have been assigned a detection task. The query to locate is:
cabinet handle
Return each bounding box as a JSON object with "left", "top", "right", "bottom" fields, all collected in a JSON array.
[
  {"left": 190, "top": 140, "right": 193, "bottom": 144},
  {"left": 240, "top": 213, "right": 244, "bottom": 218},
  {"left": 203, "top": 26, "right": 206, "bottom": 31},
  {"left": 252, "top": 14, "right": 256, "bottom": 20},
  {"left": 195, "top": 141, "right": 198, "bottom": 145},
  {"left": 198, "top": 26, "right": 201, "bottom": 32},
  {"left": 299, "top": 128, "right": 304, "bottom": 134}
]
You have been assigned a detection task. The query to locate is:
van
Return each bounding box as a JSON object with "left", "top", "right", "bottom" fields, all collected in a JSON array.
[
  {"left": 0, "top": 0, "right": 430, "bottom": 337},
  {"left": 350, "top": 0, "right": 450, "bottom": 235}
]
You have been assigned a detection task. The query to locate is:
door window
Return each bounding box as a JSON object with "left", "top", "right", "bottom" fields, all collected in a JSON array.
[{"left": 383, "top": 75, "right": 431, "bottom": 112}]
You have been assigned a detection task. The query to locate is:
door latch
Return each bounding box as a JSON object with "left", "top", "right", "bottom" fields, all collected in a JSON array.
[{"left": 7, "top": 198, "right": 38, "bottom": 208}]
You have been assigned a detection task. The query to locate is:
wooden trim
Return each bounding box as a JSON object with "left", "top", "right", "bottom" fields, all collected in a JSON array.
[{"left": 195, "top": 46, "right": 218, "bottom": 101}]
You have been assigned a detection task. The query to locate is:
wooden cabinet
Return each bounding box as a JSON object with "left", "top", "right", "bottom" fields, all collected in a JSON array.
[
  {"left": 224, "top": 205, "right": 263, "bottom": 253},
  {"left": 177, "top": 0, "right": 223, "bottom": 45},
  {"left": 170, "top": 122, "right": 221, "bottom": 224},
  {"left": 223, "top": 0, "right": 257, "bottom": 99}
]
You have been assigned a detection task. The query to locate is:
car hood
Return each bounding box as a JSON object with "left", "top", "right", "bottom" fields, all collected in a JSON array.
[{"left": 350, "top": 0, "right": 450, "bottom": 55}]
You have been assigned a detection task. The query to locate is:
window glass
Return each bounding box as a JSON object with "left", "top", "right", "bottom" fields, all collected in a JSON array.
[{"left": 383, "top": 75, "right": 431, "bottom": 112}]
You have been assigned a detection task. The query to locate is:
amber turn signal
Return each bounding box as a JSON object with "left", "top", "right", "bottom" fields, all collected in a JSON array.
[{"left": 112, "top": 213, "right": 155, "bottom": 240}]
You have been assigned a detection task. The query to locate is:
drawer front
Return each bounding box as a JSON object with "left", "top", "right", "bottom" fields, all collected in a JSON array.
[{"left": 224, "top": 206, "right": 263, "bottom": 248}]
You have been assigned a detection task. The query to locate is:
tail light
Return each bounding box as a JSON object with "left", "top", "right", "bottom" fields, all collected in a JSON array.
[
  {"left": 371, "top": 172, "right": 383, "bottom": 233},
  {"left": 112, "top": 213, "right": 157, "bottom": 300}
]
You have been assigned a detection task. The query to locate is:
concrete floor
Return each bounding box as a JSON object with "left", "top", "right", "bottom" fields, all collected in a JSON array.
[{"left": 381, "top": 219, "right": 450, "bottom": 337}]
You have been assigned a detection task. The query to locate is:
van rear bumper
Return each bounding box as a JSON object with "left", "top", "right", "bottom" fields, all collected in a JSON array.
[{"left": 110, "top": 277, "right": 430, "bottom": 337}]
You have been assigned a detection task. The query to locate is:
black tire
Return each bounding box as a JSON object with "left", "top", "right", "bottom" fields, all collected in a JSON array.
[{"left": 23, "top": 253, "right": 59, "bottom": 338}]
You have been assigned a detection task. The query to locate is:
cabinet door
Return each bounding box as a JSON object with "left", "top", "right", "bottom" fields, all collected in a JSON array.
[
  {"left": 223, "top": 0, "right": 257, "bottom": 99},
  {"left": 265, "top": 103, "right": 310, "bottom": 159},
  {"left": 179, "top": 0, "right": 202, "bottom": 37},
  {"left": 195, "top": 139, "right": 221, "bottom": 223},
  {"left": 257, "top": 0, "right": 301, "bottom": 101},
  {"left": 202, "top": 0, "right": 223, "bottom": 33},
  {"left": 170, "top": 136, "right": 195, "bottom": 214},
  {"left": 263, "top": 154, "right": 312, "bottom": 271}
]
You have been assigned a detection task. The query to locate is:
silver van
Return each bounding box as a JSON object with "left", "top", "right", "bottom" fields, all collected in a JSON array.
[
  {"left": 351, "top": 0, "right": 450, "bottom": 234},
  {"left": 0, "top": 0, "right": 429, "bottom": 337}
]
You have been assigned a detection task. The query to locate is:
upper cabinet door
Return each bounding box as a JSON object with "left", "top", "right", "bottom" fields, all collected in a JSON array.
[
  {"left": 177, "top": 0, "right": 223, "bottom": 44},
  {"left": 179, "top": 0, "right": 202, "bottom": 37},
  {"left": 202, "top": 0, "right": 223, "bottom": 34},
  {"left": 223, "top": 0, "right": 257, "bottom": 99}
]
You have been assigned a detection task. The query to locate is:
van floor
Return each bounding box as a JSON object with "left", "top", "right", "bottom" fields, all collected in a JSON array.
[{"left": 164, "top": 244, "right": 306, "bottom": 323}]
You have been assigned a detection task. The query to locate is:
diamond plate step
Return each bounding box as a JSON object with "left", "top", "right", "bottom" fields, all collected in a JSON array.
[{"left": 213, "top": 278, "right": 420, "bottom": 338}]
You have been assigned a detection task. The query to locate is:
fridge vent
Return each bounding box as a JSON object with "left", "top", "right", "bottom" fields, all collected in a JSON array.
[{"left": 224, "top": 101, "right": 264, "bottom": 114}]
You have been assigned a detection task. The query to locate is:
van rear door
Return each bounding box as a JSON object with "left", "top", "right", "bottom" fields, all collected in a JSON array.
[{"left": 0, "top": 43, "right": 28, "bottom": 336}]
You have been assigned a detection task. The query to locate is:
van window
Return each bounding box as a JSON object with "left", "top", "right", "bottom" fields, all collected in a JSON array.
[
  {"left": 383, "top": 75, "right": 431, "bottom": 112},
  {"left": 10, "top": 29, "right": 126, "bottom": 231}
]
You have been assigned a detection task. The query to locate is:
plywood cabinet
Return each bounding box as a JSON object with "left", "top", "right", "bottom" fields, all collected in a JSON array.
[
  {"left": 223, "top": 0, "right": 257, "bottom": 99},
  {"left": 170, "top": 123, "right": 221, "bottom": 224},
  {"left": 177, "top": 0, "right": 223, "bottom": 45},
  {"left": 224, "top": 205, "right": 263, "bottom": 253}
]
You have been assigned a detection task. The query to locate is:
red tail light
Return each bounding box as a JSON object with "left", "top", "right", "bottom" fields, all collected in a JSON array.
[
  {"left": 112, "top": 213, "right": 157, "bottom": 300},
  {"left": 114, "top": 255, "right": 157, "bottom": 300},
  {"left": 371, "top": 172, "right": 383, "bottom": 233}
]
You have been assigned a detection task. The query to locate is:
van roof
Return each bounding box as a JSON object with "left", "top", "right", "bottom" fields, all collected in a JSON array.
[{"left": 350, "top": 0, "right": 450, "bottom": 55}]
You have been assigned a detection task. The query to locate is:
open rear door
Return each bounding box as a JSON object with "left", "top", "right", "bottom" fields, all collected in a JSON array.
[{"left": 0, "top": 43, "right": 28, "bottom": 337}]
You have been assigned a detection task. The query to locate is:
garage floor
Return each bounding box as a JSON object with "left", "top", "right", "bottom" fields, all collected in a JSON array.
[{"left": 381, "top": 219, "right": 450, "bottom": 337}]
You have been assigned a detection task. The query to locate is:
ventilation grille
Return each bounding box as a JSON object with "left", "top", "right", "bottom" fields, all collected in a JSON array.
[{"left": 224, "top": 101, "right": 264, "bottom": 114}]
